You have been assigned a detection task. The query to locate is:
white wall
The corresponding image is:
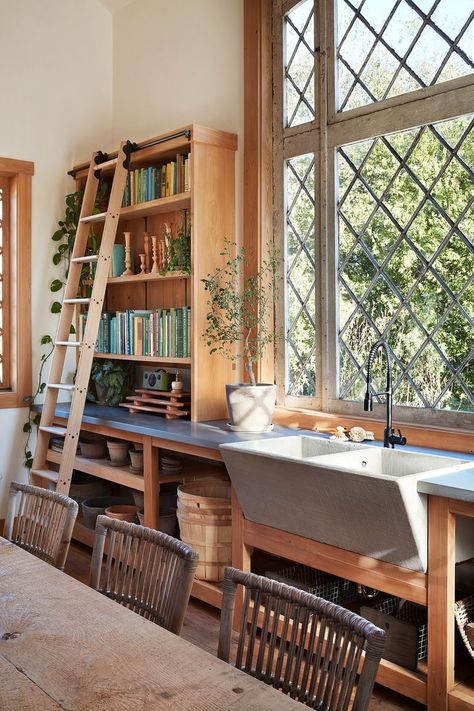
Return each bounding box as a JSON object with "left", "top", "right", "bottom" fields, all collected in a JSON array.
[
  {"left": 112, "top": 0, "right": 243, "bottom": 142},
  {"left": 0, "top": 0, "right": 243, "bottom": 516},
  {"left": 111, "top": 0, "right": 244, "bottom": 235},
  {"left": 0, "top": 0, "right": 113, "bottom": 515}
]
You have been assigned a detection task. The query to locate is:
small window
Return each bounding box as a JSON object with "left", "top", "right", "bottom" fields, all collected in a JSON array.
[
  {"left": 0, "top": 158, "right": 33, "bottom": 408},
  {"left": 0, "top": 177, "right": 10, "bottom": 389}
]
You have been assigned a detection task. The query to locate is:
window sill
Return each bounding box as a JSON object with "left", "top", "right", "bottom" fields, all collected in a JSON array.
[
  {"left": 273, "top": 406, "right": 474, "bottom": 455},
  {"left": 0, "top": 391, "right": 29, "bottom": 409}
]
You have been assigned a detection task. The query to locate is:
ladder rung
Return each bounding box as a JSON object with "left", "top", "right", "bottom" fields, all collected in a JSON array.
[
  {"left": 31, "top": 469, "right": 59, "bottom": 484},
  {"left": 55, "top": 341, "right": 81, "bottom": 347},
  {"left": 47, "top": 383, "right": 75, "bottom": 391},
  {"left": 39, "top": 426, "right": 67, "bottom": 437},
  {"left": 63, "top": 298, "right": 91, "bottom": 305},
  {"left": 71, "top": 255, "right": 99, "bottom": 264},
  {"left": 95, "top": 157, "right": 117, "bottom": 171},
  {"left": 80, "top": 212, "right": 106, "bottom": 224}
]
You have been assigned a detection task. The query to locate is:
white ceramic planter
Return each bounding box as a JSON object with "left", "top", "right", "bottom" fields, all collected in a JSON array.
[{"left": 225, "top": 383, "right": 276, "bottom": 432}]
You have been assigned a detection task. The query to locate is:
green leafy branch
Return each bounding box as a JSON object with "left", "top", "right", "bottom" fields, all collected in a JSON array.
[{"left": 201, "top": 239, "right": 281, "bottom": 387}]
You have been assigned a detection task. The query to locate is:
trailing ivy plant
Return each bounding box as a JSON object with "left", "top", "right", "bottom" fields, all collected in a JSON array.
[{"left": 22, "top": 182, "right": 107, "bottom": 469}]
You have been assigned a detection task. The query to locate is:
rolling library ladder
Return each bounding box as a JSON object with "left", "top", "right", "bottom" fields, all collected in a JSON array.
[{"left": 31, "top": 141, "right": 132, "bottom": 494}]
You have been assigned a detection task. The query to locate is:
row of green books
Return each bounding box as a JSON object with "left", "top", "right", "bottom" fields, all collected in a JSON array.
[
  {"left": 79, "top": 307, "right": 191, "bottom": 358},
  {"left": 122, "top": 154, "right": 190, "bottom": 206}
]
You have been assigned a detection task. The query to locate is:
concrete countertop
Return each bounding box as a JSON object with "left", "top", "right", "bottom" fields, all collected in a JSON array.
[
  {"left": 417, "top": 469, "right": 474, "bottom": 503},
  {"left": 49, "top": 402, "right": 302, "bottom": 449},
  {"left": 50, "top": 402, "right": 474, "bottom": 502}
]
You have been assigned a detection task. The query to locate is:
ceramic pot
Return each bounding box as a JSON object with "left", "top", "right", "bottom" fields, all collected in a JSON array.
[
  {"left": 104, "top": 504, "right": 140, "bottom": 523},
  {"left": 225, "top": 383, "right": 276, "bottom": 433},
  {"left": 80, "top": 440, "right": 108, "bottom": 459},
  {"left": 81, "top": 496, "right": 130, "bottom": 529},
  {"left": 107, "top": 440, "right": 129, "bottom": 465},
  {"left": 129, "top": 449, "right": 143, "bottom": 472}
]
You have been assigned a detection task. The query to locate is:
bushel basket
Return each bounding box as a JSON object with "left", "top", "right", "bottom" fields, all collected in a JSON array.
[{"left": 177, "top": 480, "right": 231, "bottom": 582}]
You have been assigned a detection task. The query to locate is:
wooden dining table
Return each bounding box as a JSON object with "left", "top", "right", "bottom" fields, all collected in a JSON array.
[{"left": 0, "top": 537, "right": 300, "bottom": 710}]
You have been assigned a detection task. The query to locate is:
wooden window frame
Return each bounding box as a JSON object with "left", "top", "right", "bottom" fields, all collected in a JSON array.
[
  {"left": 244, "top": 0, "right": 474, "bottom": 453},
  {"left": 0, "top": 157, "right": 32, "bottom": 408}
]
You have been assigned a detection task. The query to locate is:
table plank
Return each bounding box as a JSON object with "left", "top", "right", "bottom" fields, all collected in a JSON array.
[
  {"left": 0, "top": 655, "right": 62, "bottom": 710},
  {"left": 0, "top": 539, "right": 299, "bottom": 710}
]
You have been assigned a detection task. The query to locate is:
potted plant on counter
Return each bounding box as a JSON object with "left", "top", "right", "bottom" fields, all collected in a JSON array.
[{"left": 202, "top": 239, "right": 281, "bottom": 432}]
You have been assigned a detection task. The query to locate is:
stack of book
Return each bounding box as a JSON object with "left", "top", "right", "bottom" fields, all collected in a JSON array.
[
  {"left": 122, "top": 153, "right": 190, "bottom": 206},
  {"left": 80, "top": 307, "right": 191, "bottom": 359}
]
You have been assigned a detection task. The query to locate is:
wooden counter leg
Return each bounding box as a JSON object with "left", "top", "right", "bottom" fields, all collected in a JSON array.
[
  {"left": 143, "top": 437, "right": 160, "bottom": 530},
  {"left": 427, "top": 496, "right": 455, "bottom": 710},
  {"left": 231, "top": 486, "right": 251, "bottom": 631}
]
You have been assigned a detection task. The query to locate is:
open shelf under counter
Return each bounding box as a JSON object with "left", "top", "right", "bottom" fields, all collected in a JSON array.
[
  {"left": 80, "top": 192, "right": 191, "bottom": 224},
  {"left": 47, "top": 449, "right": 145, "bottom": 491},
  {"left": 107, "top": 271, "right": 191, "bottom": 285},
  {"left": 93, "top": 352, "right": 191, "bottom": 366}
]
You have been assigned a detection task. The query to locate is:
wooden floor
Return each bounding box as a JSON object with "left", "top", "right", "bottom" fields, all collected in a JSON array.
[{"left": 65, "top": 541, "right": 424, "bottom": 710}]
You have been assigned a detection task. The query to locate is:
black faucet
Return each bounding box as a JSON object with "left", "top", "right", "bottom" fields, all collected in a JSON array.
[{"left": 363, "top": 339, "right": 407, "bottom": 449}]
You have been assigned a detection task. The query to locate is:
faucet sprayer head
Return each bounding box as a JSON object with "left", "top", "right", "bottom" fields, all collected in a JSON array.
[{"left": 363, "top": 390, "right": 373, "bottom": 411}]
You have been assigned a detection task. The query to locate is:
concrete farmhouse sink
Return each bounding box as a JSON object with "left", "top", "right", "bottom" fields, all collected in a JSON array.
[{"left": 220, "top": 436, "right": 474, "bottom": 572}]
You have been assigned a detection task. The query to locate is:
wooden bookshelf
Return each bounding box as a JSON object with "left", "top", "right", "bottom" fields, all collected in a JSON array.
[
  {"left": 107, "top": 271, "right": 190, "bottom": 285},
  {"left": 80, "top": 192, "right": 191, "bottom": 223},
  {"left": 75, "top": 123, "right": 236, "bottom": 422},
  {"left": 93, "top": 352, "right": 192, "bottom": 366}
]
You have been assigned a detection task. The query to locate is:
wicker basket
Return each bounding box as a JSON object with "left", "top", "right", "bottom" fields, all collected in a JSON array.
[
  {"left": 177, "top": 480, "right": 231, "bottom": 582},
  {"left": 455, "top": 594, "right": 474, "bottom": 659}
]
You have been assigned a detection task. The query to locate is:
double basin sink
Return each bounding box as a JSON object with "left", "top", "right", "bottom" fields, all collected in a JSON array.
[{"left": 220, "top": 435, "right": 473, "bottom": 572}]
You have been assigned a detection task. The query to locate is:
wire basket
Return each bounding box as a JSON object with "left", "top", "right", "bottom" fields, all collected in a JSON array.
[
  {"left": 265, "top": 564, "right": 359, "bottom": 606},
  {"left": 375, "top": 596, "right": 427, "bottom": 661},
  {"left": 455, "top": 594, "right": 474, "bottom": 660}
]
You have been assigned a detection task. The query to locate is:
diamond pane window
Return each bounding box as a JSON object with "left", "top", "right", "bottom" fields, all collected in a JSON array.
[
  {"left": 284, "top": 0, "right": 316, "bottom": 127},
  {"left": 286, "top": 153, "right": 317, "bottom": 396},
  {"left": 337, "top": 0, "right": 474, "bottom": 112},
  {"left": 337, "top": 115, "right": 474, "bottom": 412}
]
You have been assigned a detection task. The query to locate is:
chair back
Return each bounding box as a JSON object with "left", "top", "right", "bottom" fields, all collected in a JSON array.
[
  {"left": 90, "top": 515, "right": 198, "bottom": 635},
  {"left": 218, "top": 567, "right": 385, "bottom": 711},
  {"left": 4, "top": 481, "right": 78, "bottom": 570}
]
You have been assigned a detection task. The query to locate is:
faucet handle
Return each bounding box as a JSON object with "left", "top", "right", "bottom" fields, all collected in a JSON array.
[
  {"left": 398, "top": 429, "right": 407, "bottom": 446},
  {"left": 388, "top": 429, "right": 407, "bottom": 446}
]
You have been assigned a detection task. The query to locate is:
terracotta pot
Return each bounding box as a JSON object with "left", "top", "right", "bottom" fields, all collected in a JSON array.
[
  {"left": 80, "top": 440, "right": 108, "bottom": 459},
  {"left": 81, "top": 496, "right": 129, "bottom": 529},
  {"left": 104, "top": 504, "right": 140, "bottom": 523},
  {"left": 129, "top": 449, "right": 143, "bottom": 472},
  {"left": 107, "top": 440, "right": 129, "bottom": 465}
]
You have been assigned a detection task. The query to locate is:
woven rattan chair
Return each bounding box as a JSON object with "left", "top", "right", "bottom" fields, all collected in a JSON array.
[
  {"left": 218, "top": 567, "right": 386, "bottom": 711},
  {"left": 89, "top": 515, "right": 199, "bottom": 635},
  {"left": 4, "top": 481, "right": 78, "bottom": 571}
]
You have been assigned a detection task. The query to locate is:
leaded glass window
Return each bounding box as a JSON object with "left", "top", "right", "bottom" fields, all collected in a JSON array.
[{"left": 337, "top": 0, "right": 474, "bottom": 112}]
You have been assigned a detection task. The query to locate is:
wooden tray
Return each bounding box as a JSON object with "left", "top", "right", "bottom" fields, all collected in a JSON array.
[{"left": 119, "top": 388, "right": 191, "bottom": 419}]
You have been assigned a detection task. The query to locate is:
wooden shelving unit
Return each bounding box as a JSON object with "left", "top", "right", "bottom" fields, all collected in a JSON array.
[
  {"left": 47, "top": 449, "right": 145, "bottom": 491},
  {"left": 80, "top": 192, "right": 191, "bottom": 223},
  {"left": 64, "top": 125, "right": 237, "bottom": 609},
  {"left": 75, "top": 123, "right": 237, "bottom": 423},
  {"left": 93, "top": 353, "right": 191, "bottom": 366}
]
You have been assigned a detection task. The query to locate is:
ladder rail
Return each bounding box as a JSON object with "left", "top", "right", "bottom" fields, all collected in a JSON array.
[{"left": 31, "top": 155, "right": 101, "bottom": 482}]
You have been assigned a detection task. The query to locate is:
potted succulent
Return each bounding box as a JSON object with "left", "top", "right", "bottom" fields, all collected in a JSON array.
[{"left": 202, "top": 239, "right": 280, "bottom": 432}]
